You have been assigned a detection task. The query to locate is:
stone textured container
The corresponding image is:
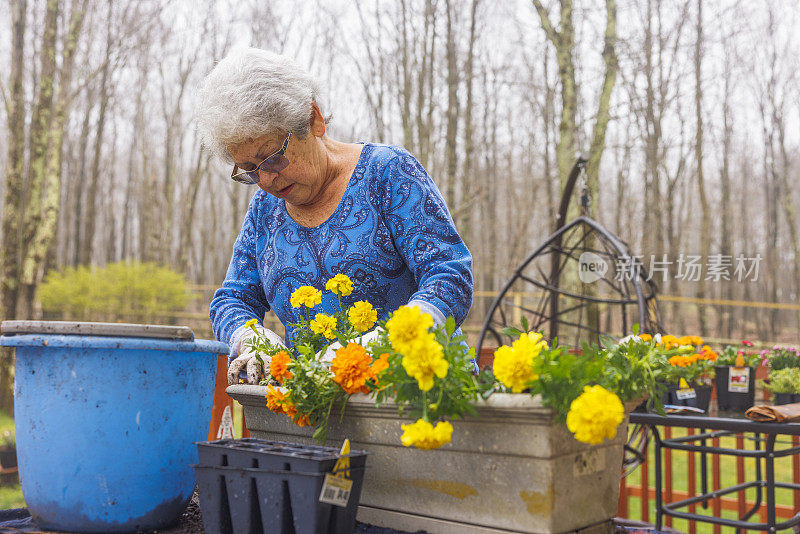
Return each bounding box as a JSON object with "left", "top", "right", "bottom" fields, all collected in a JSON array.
[{"left": 227, "top": 385, "right": 628, "bottom": 534}]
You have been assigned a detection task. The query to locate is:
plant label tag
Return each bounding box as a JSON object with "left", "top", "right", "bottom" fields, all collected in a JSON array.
[
  {"left": 728, "top": 367, "right": 750, "bottom": 393},
  {"left": 216, "top": 405, "right": 235, "bottom": 439},
  {"left": 676, "top": 388, "right": 696, "bottom": 400},
  {"left": 319, "top": 439, "right": 353, "bottom": 507},
  {"left": 319, "top": 474, "right": 352, "bottom": 507}
]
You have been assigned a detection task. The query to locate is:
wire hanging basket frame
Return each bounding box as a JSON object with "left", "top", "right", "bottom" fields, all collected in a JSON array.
[{"left": 476, "top": 160, "right": 663, "bottom": 354}]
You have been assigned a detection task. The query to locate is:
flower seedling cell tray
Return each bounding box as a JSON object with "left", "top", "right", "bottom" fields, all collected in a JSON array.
[{"left": 194, "top": 438, "right": 367, "bottom": 534}]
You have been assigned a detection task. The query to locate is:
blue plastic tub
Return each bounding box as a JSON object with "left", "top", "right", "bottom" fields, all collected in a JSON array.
[{"left": 0, "top": 322, "right": 227, "bottom": 532}]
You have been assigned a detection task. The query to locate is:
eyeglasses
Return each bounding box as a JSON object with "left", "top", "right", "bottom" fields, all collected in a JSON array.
[{"left": 230, "top": 132, "right": 292, "bottom": 184}]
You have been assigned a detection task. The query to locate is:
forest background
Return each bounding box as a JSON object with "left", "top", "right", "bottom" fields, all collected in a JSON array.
[{"left": 0, "top": 0, "right": 798, "bottom": 411}]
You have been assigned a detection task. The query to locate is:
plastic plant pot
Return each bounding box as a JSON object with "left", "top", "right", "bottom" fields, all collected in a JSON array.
[
  {"left": 774, "top": 393, "right": 796, "bottom": 405},
  {"left": 194, "top": 438, "right": 368, "bottom": 534},
  {"left": 714, "top": 366, "right": 757, "bottom": 411},
  {"left": 668, "top": 384, "right": 713, "bottom": 413},
  {"left": 0, "top": 320, "right": 226, "bottom": 533}
]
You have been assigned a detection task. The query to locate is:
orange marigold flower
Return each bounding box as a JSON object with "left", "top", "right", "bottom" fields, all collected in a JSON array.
[
  {"left": 699, "top": 345, "right": 718, "bottom": 361},
  {"left": 639, "top": 333, "right": 653, "bottom": 342},
  {"left": 331, "top": 343, "right": 375, "bottom": 394},
  {"left": 668, "top": 355, "right": 683, "bottom": 367},
  {"left": 283, "top": 402, "right": 299, "bottom": 421},
  {"left": 266, "top": 385, "right": 288, "bottom": 414},
  {"left": 371, "top": 354, "right": 390, "bottom": 376},
  {"left": 294, "top": 413, "right": 312, "bottom": 427},
  {"left": 270, "top": 350, "right": 293, "bottom": 384},
  {"left": 661, "top": 334, "right": 680, "bottom": 350}
]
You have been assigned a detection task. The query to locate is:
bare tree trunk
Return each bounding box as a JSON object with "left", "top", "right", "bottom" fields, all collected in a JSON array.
[
  {"left": 17, "top": 0, "right": 60, "bottom": 318},
  {"left": 718, "top": 53, "right": 734, "bottom": 337},
  {"left": 460, "top": 0, "right": 479, "bottom": 242},
  {"left": 443, "top": 0, "right": 459, "bottom": 214},
  {"left": 532, "top": 0, "right": 578, "bottom": 203},
  {"left": 81, "top": 8, "right": 111, "bottom": 266},
  {"left": 0, "top": 0, "right": 29, "bottom": 413},
  {"left": 584, "top": 0, "right": 617, "bottom": 216},
  {"left": 693, "top": 0, "right": 710, "bottom": 336}
]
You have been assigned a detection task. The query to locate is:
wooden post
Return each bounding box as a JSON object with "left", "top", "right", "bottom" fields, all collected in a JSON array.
[{"left": 208, "top": 354, "right": 234, "bottom": 441}]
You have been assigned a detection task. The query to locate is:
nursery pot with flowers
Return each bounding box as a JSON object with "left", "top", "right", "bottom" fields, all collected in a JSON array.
[
  {"left": 228, "top": 384, "right": 633, "bottom": 534},
  {"left": 714, "top": 366, "right": 757, "bottom": 411}
]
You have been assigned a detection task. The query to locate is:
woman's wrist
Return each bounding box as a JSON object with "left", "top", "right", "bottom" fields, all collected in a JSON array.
[{"left": 407, "top": 299, "right": 446, "bottom": 326}]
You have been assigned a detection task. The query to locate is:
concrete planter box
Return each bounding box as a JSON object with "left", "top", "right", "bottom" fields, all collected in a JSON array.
[{"left": 227, "top": 385, "right": 629, "bottom": 534}]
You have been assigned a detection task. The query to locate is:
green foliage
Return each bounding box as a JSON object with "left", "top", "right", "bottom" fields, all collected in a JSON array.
[
  {"left": 372, "top": 316, "right": 493, "bottom": 423},
  {"left": 284, "top": 346, "right": 345, "bottom": 442},
  {"left": 531, "top": 342, "right": 602, "bottom": 423},
  {"left": 0, "top": 428, "right": 13, "bottom": 448},
  {"left": 497, "top": 326, "right": 681, "bottom": 422},
  {"left": 764, "top": 368, "right": 800, "bottom": 394},
  {"left": 766, "top": 347, "right": 800, "bottom": 371},
  {"left": 586, "top": 335, "right": 675, "bottom": 415},
  {"left": 717, "top": 345, "right": 763, "bottom": 367},
  {"left": 38, "top": 261, "right": 195, "bottom": 322}
]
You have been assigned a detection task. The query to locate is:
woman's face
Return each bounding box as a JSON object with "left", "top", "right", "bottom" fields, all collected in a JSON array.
[{"left": 228, "top": 129, "right": 328, "bottom": 208}]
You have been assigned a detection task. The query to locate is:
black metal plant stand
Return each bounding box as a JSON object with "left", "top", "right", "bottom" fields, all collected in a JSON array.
[{"left": 630, "top": 412, "right": 800, "bottom": 532}]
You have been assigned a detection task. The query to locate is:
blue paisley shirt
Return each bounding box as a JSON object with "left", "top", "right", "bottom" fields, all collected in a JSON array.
[{"left": 209, "top": 143, "right": 473, "bottom": 353}]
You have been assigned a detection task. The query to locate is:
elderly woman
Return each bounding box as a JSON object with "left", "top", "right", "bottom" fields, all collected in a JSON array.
[{"left": 200, "top": 48, "right": 472, "bottom": 385}]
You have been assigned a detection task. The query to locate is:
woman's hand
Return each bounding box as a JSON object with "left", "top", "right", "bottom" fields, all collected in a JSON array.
[
  {"left": 316, "top": 328, "right": 385, "bottom": 363},
  {"left": 227, "top": 326, "right": 286, "bottom": 385}
]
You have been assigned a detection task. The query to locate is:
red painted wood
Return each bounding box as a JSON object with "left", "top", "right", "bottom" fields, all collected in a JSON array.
[{"left": 208, "top": 354, "right": 234, "bottom": 441}]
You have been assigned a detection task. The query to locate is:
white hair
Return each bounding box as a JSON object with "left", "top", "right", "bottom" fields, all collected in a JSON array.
[{"left": 196, "top": 48, "right": 325, "bottom": 162}]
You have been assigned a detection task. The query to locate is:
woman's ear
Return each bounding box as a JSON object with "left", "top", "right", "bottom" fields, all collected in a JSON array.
[{"left": 309, "top": 102, "right": 326, "bottom": 137}]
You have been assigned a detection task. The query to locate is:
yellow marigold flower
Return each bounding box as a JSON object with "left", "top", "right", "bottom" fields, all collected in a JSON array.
[
  {"left": 512, "top": 332, "right": 547, "bottom": 357},
  {"left": 678, "top": 336, "right": 694, "bottom": 346},
  {"left": 400, "top": 419, "right": 453, "bottom": 450},
  {"left": 690, "top": 335, "right": 704, "bottom": 346},
  {"left": 245, "top": 318, "right": 258, "bottom": 329},
  {"left": 348, "top": 300, "right": 377, "bottom": 333},
  {"left": 400, "top": 334, "right": 447, "bottom": 391},
  {"left": 290, "top": 285, "right": 322, "bottom": 309},
  {"left": 325, "top": 273, "right": 353, "bottom": 296},
  {"left": 639, "top": 333, "right": 652, "bottom": 342},
  {"left": 492, "top": 333, "right": 545, "bottom": 393},
  {"left": 331, "top": 343, "right": 374, "bottom": 394},
  {"left": 387, "top": 305, "right": 434, "bottom": 354},
  {"left": 310, "top": 313, "right": 338, "bottom": 340},
  {"left": 566, "top": 385, "right": 624, "bottom": 445},
  {"left": 270, "top": 350, "right": 293, "bottom": 384},
  {"left": 265, "top": 385, "right": 288, "bottom": 414}
]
